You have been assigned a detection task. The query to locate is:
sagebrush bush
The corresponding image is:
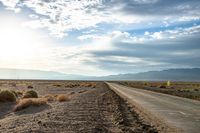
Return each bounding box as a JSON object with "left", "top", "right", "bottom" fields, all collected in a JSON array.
[
  {"left": 57, "top": 94, "right": 70, "bottom": 102},
  {"left": 13, "top": 98, "right": 47, "bottom": 112},
  {"left": 80, "top": 82, "right": 96, "bottom": 88},
  {"left": 27, "top": 85, "right": 33, "bottom": 89},
  {"left": 53, "top": 84, "right": 61, "bottom": 87},
  {"left": 11, "top": 90, "right": 18, "bottom": 98},
  {"left": 159, "top": 85, "right": 166, "bottom": 88},
  {"left": 44, "top": 94, "right": 55, "bottom": 102},
  {"left": 0, "top": 90, "right": 17, "bottom": 102},
  {"left": 23, "top": 90, "right": 38, "bottom": 98},
  {"left": 17, "top": 91, "right": 23, "bottom": 96}
]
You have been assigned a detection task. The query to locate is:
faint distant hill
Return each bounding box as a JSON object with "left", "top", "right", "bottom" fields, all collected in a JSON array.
[
  {"left": 0, "top": 68, "right": 200, "bottom": 81},
  {"left": 0, "top": 68, "right": 87, "bottom": 80},
  {"left": 101, "top": 68, "right": 200, "bottom": 81}
]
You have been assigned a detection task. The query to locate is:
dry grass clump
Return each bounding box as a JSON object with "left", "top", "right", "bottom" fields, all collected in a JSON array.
[
  {"left": 64, "top": 83, "right": 79, "bottom": 88},
  {"left": 64, "top": 82, "right": 96, "bottom": 88},
  {"left": 16, "top": 91, "right": 23, "bottom": 97},
  {"left": 56, "top": 94, "right": 70, "bottom": 102},
  {"left": 159, "top": 85, "right": 167, "bottom": 88},
  {"left": 27, "top": 85, "right": 33, "bottom": 89},
  {"left": 23, "top": 90, "right": 38, "bottom": 98},
  {"left": 53, "top": 84, "right": 62, "bottom": 87},
  {"left": 80, "top": 82, "right": 96, "bottom": 88},
  {"left": 44, "top": 93, "right": 72, "bottom": 102},
  {"left": 13, "top": 98, "right": 47, "bottom": 112},
  {"left": 43, "top": 94, "right": 56, "bottom": 102},
  {"left": 0, "top": 90, "right": 17, "bottom": 102},
  {"left": 11, "top": 90, "right": 18, "bottom": 98},
  {"left": 90, "top": 82, "right": 96, "bottom": 88}
]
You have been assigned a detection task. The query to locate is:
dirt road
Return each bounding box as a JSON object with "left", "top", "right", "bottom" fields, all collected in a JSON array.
[{"left": 107, "top": 82, "right": 200, "bottom": 133}]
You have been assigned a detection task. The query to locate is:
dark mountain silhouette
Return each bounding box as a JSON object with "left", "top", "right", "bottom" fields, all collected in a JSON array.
[{"left": 100, "top": 68, "right": 200, "bottom": 81}]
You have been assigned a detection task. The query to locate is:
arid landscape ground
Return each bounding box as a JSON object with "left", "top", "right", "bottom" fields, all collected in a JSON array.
[{"left": 0, "top": 80, "right": 163, "bottom": 133}]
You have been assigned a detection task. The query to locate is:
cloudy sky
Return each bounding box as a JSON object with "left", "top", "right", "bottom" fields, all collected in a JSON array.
[{"left": 0, "top": 0, "right": 200, "bottom": 76}]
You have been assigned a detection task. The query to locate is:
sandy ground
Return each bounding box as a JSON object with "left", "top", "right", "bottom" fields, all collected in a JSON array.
[{"left": 0, "top": 81, "right": 158, "bottom": 133}]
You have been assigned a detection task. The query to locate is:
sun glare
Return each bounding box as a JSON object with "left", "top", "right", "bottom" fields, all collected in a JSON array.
[{"left": 0, "top": 16, "right": 46, "bottom": 63}]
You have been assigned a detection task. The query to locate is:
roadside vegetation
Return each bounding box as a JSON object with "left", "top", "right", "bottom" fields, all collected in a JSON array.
[
  {"left": 0, "top": 81, "right": 96, "bottom": 112},
  {"left": 0, "top": 89, "right": 72, "bottom": 112},
  {"left": 0, "top": 90, "right": 17, "bottom": 102},
  {"left": 57, "top": 94, "right": 70, "bottom": 102},
  {"left": 118, "top": 81, "right": 200, "bottom": 101},
  {"left": 53, "top": 82, "right": 96, "bottom": 88},
  {"left": 23, "top": 90, "right": 38, "bottom": 98},
  {"left": 13, "top": 98, "right": 47, "bottom": 112}
]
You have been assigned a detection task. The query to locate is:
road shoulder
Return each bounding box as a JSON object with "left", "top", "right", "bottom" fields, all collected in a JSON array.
[{"left": 106, "top": 82, "right": 183, "bottom": 133}]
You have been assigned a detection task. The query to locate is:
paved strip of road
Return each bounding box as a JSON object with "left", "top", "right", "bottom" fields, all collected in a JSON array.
[{"left": 107, "top": 82, "right": 200, "bottom": 133}]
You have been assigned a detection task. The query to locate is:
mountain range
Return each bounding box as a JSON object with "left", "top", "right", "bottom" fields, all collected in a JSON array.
[
  {"left": 0, "top": 68, "right": 200, "bottom": 81},
  {"left": 0, "top": 68, "right": 87, "bottom": 80}
]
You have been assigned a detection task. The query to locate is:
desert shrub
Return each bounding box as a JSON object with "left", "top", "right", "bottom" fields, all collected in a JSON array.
[
  {"left": 78, "top": 90, "right": 87, "bottom": 93},
  {"left": 70, "top": 92, "right": 75, "bottom": 95},
  {"left": 85, "top": 83, "right": 92, "bottom": 87},
  {"left": 44, "top": 94, "right": 55, "bottom": 102},
  {"left": 57, "top": 94, "right": 70, "bottom": 102},
  {"left": 23, "top": 90, "right": 38, "bottom": 98},
  {"left": 13, "top": 98, "right": 47, "bottom": 112},
  {"left": 159, "top": 85, "right": 166, "bottom": 88},
  {"left": 79, "top": 82, "right": 96, "bottom": 88},
  {"left": 27, "top": 85, "right": 33, "bottom": 89},
  {"left": 65, "top": 83, "right": 79, "bottom": 88},
  {"left": 53, "top": 84, "right": 61, "bottom": 87},
  {"left": 11, "top": 90, "right": 18, "bottom": 98},
  {"left": 17, "top": 91, "right": 23, "bottom": 96},
  {"left": 0, "top": 90, "right": 17, "bottom": 102}
]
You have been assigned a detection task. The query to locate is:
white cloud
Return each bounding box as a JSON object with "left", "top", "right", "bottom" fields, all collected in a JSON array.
[
  {"left": 78, "top": 34, "right": 99, "bottom": 40},
  {"left": 48, "top": 26, "right": 200, "bottom": 75},
  {"left": 131, "top": 0, "right": 159, "bottom": 4},
  {"left": 151, "top": 32, "right": 163, "bottom": 39},
  {"left": 178, "top": 16, "right": 200, "bottom": 22},
  {"left": 0, "top": 0, "right": 21, "bottom": 12},
  {"left": 144, "top": 31, "right": 150, "bottom": 35},
  {"left": 0, "top": 0, "right": 104, "bottom": 37},
  {"left": 0, "top": 0, "right": 156, "bottom": 38},
  {"left": 29, "top": 14, "right": 39, "bottom": 19},
  {"left": 145, "top": 25, "right": 200, "bottom": 41},
  {"left": 78, "top": 25, "right": 200, "bottom": 45},
  {"left": 0, "top": 0, "right": 19, "bottom": 9}
]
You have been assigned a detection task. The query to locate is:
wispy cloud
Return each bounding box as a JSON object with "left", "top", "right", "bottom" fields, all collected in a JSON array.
[
  {"left": 0, "top": 0, "right": 140, "bottom": 37},
  {"left": 1, "top": 0, "right": 199, "bottom": 37},
  {"left": 74, "top": 25, "right": 200, "bottom": 74}
]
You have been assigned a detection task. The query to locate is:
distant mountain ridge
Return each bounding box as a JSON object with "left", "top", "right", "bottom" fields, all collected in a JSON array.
[
  {"left": 0, "top": 68, "right": 200, "bottom": 81},
  {"left": 100, "top": 68, "right": 200, "bottom": 81},
  {"left": 0, "top": 68, "right": 87, "bottom": 80}
]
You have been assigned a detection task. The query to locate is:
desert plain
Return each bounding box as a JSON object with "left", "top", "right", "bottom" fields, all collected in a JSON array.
[{"left": 0, "top": 80, "right": 160, "bottom": 133}]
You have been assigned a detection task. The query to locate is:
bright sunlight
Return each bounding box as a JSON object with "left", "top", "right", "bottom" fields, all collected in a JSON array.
[
  {"left": 0, "top": 16, "right": 39, "bottom": 60},
  {"left": 0, "top": 15, "right": 50, "bottom": 70}
]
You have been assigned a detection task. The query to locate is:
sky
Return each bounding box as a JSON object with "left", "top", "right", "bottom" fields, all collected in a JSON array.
[{"left": 0, "top": 0, "right": 200, "bottom": 76}]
